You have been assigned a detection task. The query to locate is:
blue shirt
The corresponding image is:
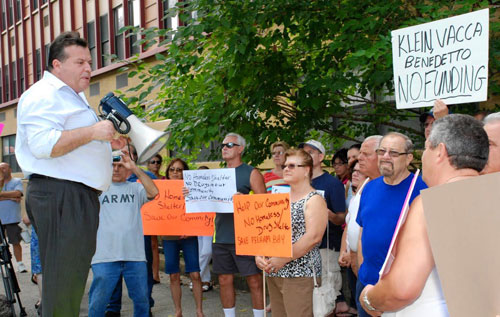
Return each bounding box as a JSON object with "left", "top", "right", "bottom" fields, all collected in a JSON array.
[
  {"left": 356, "top": 173, "right": 427, "bottom": 285},
  {"left": 0, "top": 178, "right": 24, "bottom": 224},
  {"left": 312, "top": 172, "right": 346, "bottom": 251},
  {"left": 127, "top": 170, "right": 157, "bottom": 182}
]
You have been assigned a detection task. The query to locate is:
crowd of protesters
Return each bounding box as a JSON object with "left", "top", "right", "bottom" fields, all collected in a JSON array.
[{"left": 9, "top": 102, "right": 500, "bottom": 317}]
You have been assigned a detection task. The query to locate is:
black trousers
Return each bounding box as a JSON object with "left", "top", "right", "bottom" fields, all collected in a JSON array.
[{"left": 26, "top": 176, "right": 100, "bottom": 316}]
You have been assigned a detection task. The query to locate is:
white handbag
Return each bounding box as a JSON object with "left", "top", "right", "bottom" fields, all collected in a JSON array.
[{"left": 312, "top": 225, "right": 337, "bottom": 317}]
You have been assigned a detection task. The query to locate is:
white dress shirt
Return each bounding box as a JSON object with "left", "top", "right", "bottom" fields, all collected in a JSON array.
[{"left": 15, "top": 71, "right": 112, "bottom": 191}]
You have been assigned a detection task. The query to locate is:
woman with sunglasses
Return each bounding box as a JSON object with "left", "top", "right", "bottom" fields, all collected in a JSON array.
[
  {"left": 255, "top": 148, "right": 328, "bottom": 316},
  {"left": 147, "top": 154, "right": 164, "bottom": 179},
  {"left": 162, "top": 158, "right": 204, "bottom": 317}
]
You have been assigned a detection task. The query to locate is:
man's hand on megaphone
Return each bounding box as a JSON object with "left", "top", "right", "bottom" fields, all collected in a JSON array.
[{"left": 91, "top": 120, "right": 116, "bottom": 142}]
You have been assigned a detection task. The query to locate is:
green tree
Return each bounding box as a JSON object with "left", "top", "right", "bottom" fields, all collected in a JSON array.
[{"left": 121, "top": 0, "right": 499, "bottom": 164}]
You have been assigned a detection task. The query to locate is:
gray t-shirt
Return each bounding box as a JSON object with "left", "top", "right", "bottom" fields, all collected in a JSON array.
[
  {"left": 0, "top": 178, "right": 23, "bottom": 224},
  {"left": 92, "top": 182, "right": 150, "bottom": 264}
]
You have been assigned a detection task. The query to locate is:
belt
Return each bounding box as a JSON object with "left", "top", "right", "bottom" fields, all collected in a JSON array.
[{"left": 30, "top": 174, "right": 102, "bottom": 196}]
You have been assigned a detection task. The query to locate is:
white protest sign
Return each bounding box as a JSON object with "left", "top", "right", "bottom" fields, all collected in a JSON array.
[
  {"left": 183, "top": 168, "right": 237, "bottom": 213},
  {"left": 271, "top": 185, "right": 290, "bottom": 194},
  {"left": 392, "top": 9, "right": 489, "bottom": 109}
]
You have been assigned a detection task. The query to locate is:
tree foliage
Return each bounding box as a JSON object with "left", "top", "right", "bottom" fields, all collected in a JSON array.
[{"left": 120, "top": 0, "right": 499, "bottom": 164}]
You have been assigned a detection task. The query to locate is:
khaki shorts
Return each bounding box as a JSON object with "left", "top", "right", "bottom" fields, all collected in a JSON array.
[{"left": 267, "top": 276, "right": 316, "bottom": 317}]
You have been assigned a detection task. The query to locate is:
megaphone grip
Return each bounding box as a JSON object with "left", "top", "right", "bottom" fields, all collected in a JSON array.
[{"left": 106, "top": 113, "right": 131, "bottom": 134}]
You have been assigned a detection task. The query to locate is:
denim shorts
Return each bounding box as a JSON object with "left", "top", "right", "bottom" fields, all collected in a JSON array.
[{"left": 163, "top": 237, "right": 200, "bottom": 274}]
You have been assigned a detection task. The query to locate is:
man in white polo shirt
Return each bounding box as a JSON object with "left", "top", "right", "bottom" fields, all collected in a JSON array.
[{"left": 16, "top": 31, "right": 124, "bottom": 316}]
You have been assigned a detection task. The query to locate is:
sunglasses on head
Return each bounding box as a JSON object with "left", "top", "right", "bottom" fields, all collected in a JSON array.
[
  {"left": 149, "top": 160, "right": 161, "bottom": 164},
  {"left": 169, "top": 167, "right": 183, "bottom": 173},
  {"left": 222, "top": 142, "right": 240, "bottom": 149},
  {"left": 281, "top": 163, "right": 306, "bottom": 170}
]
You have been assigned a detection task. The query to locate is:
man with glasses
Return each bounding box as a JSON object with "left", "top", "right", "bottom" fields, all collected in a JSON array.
[
  {"left": 355, "top": 132, "right": 427, "bottom": 317},
  {"left": 214, "top": 132, "right": 267, "bottom": 317},
  {"left": 298, "top": 140, "right": 348, "bottom": 315}
]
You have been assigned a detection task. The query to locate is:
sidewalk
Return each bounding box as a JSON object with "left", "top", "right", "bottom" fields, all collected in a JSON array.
[{"left": 1, "top": 241, "right": 257, "bottom": 316}]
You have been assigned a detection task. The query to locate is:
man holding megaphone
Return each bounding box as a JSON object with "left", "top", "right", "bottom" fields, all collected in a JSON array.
[{"left": 15, "top": 31, "right": 130, "bottom": 316}]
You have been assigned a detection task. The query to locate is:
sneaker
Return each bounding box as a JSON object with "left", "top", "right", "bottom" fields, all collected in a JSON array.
[
  {"left": 17, "top": 262, "right": 27, "bottom": 273},
  {"left": 202, "top": 282, "right": 213, "bottom": 292}
]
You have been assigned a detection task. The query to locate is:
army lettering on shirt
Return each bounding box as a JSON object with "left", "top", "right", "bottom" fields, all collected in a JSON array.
[{"left": 101, "top": 193, "right": 136, "bottom": 204}]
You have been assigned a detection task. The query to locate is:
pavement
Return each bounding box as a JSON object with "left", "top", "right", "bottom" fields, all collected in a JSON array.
[{"left": 0, "top": 241, "right": 258, "bottom": 316}]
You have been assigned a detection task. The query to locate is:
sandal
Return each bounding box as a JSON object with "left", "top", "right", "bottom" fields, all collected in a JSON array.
[{"left": 31, "top": 274, "right": 38, "bottom": 285}]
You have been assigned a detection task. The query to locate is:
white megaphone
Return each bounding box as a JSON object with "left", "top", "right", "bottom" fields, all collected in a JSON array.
[{"left": 99, "top": 92, "right": 170, "bottom": 164}]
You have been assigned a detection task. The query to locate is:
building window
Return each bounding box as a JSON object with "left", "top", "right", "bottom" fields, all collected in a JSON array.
[
  {"left": 2, "top": 135, "right": 20, "bottom": 173},
  {"left": 87, "top": 21, "right": 96, "bottom": 70},
  {"left": 44, "top": 44, "right": 49, "bottom": 69},
  {"left": 100, "top": 14, "right": 110, "bottom": 66},
  {"left": 113, "top": 5, "right": 124, "bottom": 60},
  {"left": 8, "top": 0, "right": 13, "bottom": 27},
  {"left": 89, "top": 82, "right": 100, "bottom": 96},
  {"left": 19, "top": 57, "right": 24, "bottom": 93},
  {"left": 5, "top": 66, "right": 9, "bottom": 101},
  {"left": 11, "top": 61, "right": 16, "bottom": 99},
  {"left": 31, "top": 0, "right": 37, "bottom": 10},
  {"left": 116, "top": 73, "right": 128, "bottom": 89},
  {"left": 15, "top": 0, "right": 21, "bottom": 21},
  {"left": 128, "top": 0, "right": 140, "bottom": 55},
  {"left": 1, "top": 0, "right": 6, "bottom": 30},
  {"left": 35, "top": 48, "right": 41, "bottom": 81},
  {"left": 0, "top": 113, "right": 5, "bottom": 121}
]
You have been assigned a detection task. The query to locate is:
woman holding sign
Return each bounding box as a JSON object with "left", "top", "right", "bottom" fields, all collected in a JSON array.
[
  {"left": 162, "top": 158, "right": 205, "bottom": 317},
  {"left": 255, "top": 149, "right": 328, "bottom": 317}
]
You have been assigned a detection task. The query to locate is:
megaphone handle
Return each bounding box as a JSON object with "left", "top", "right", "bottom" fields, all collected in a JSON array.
[{"left": 106, "top": 113, "right": 131, "bottom": 134}]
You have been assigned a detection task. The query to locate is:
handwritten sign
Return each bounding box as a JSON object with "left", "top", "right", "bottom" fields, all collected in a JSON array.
[
  {"left": 271, "top": 185, "right": 290, "bottom": 194},
  {"left": 392, "top": 9, "right": 489, "bottom": 109},
  {"left": 233, "top": 193, "right": 292, "bottom": 257},
  {"left": 141, "top": 180, "right": 214, "bottom": 236},
  {"left": 0, "top": 123, "right": 4, "bottom": 135},
  {"left": 183, "top": 168, "right": 237, "bottom": 213}
]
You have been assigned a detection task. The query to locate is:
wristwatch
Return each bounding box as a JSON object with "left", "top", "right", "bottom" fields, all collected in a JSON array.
[{"left": 362, "top": 290, "right": 377, "bottom": 311}]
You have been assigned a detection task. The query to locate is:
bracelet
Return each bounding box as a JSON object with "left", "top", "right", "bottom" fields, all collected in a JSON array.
[{"left": 362, "top": 290, "right": 377, "bottom": 311}]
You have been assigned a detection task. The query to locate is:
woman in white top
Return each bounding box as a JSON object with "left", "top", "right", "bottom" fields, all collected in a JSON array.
[{"left": 339, "top": 160, "right": 368, "bottom": 275}]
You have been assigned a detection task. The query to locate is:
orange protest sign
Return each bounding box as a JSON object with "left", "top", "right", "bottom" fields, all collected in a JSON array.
[
  {"left": 233, "top": 193, "right": 292, "bottom": 257},
  {"left": 141, "top": 180, "right": 214, "bottom": 236}
]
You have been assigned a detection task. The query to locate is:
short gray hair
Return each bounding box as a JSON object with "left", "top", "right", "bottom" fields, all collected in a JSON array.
[
  {"left": 363, "top": 135, "right": 383, "bottom": 150},
  {"left": 484, "top": 112, "right": 500, "bottom": 125},
  {"left": 224, "top": 132, "right": 246, "bottom": 151},
  {"left": 381, "top": 132, "right": 414, "bottom": 153},
  {"left": 428, "top": 114, "right": 489, "bottom": 172}
]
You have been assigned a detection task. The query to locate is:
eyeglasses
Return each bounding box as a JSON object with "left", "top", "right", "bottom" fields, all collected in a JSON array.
[
  {"left": 149, "top": 160, "right": 161, "bottom": 165},
  {"left": 375, "top": 149, "right": 409, "bottom": 158},
  {"left": 281, "top": 163, "right": 306, "bottom": 170},
  {"left": 169, "top": 167, "right": 184, "bottom": 173},
  {"left": 272, "top": 151, "right": 284, "bottom": 156},
  {"left": 222, "top": 142, "right": 240, "bottom": 149}
]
